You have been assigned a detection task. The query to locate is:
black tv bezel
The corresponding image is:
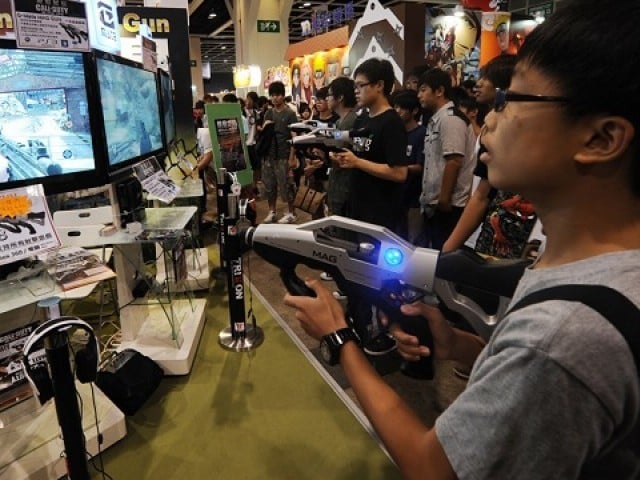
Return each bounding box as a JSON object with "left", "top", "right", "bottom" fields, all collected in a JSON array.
[
  {"left": 157, "top": 68, "right": 176, "bottom": 150},
  {"left": 0, "top": 40, "right": 109, "bottom": 195},
  {"left": 91, "top": 49, "right": 166, "bottom": 179}
]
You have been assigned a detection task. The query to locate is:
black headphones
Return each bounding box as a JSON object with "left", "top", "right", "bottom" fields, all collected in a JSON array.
[{"left": 21, "top": 317, "right": 100, "bottom": 405}]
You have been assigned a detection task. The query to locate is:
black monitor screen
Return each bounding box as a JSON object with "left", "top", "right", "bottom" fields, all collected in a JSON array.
[
  {"left": 96, "top": 54, "right": 163, "bottom": 170},
  {"left": 0, "top": 46, "right": 102, "bottom": 191},
  {"left": 159, "top": 70, "right": 175, "bottom": 147}
]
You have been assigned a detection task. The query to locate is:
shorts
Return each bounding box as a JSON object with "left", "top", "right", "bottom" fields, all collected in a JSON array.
[{"left": 262, "top": 156, "right": 296, "bottom": 204}]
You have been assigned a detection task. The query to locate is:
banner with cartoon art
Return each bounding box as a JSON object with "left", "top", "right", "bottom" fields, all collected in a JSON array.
[{"left": 424, "top": 7, "right": 481, "bottom": 86}]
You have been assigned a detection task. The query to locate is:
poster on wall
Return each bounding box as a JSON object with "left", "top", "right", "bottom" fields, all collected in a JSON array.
[
  {"left": 0, "top": 0, "right": 14, "bottom": 39},
  {"left": 12, "top": 0, "right": 89, "bottom": 52},
  {"left": 480, "top": 11, "right": 511, "bottom": 66},
  {"left": 263, "top": 65, "right": 290, "bottom": 91},
  {"left": 348, "top": 0, "right": 404, "bottom": 88},
  {"left": 205, "top": 103, "right": 252, "bottom": 186},
  {"left": 290, "top": 47, "right": 348, "bottom": 106},
  {"left": 424, "top": 7, "right": 481, "bottom": 85}
]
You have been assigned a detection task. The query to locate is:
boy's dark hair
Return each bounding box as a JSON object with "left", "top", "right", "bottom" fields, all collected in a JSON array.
[
  {"left": 285, "top": 95, "right": 292, "bottom": 103},
  {"left": 257, "top": 96, "right": 269, "bottom": 108},
  {"left": 459, "top": 96, "right": 489, "bottom": 126},
  {"left": 246, "top": 91, "right": 259, "bottom": 103},
  {"left": 450, "top": 86, "right": 470, "bottom": 107},
  {"left": 328, "top": 77, "right": 357, "bottom": 108},
  {"left": 268, "top": 81, "right": 285, "bottom": 96},
  {"left": 517, "top": 0, "right": 639, "bottom": 195},
  {"left": 316, "top": 87, "right": 329, "bottom": 101},
  {"left": 353, "top": 58, "right": 395, "bottom": 96},
  {"left": 392, "top": 90, "right": 421, "bottom": 121},
  {"left": 392, "top": 90, "right": 420, "bottom": 111},
  {"left": 462, "top": 79, "right": 476, "bottom": 91},
  {"left": 298, "top": 102, "right": 311, "bottom": 115},
  {"left": 479, "top": 54, "right": 517, "bottom": 90},
  {"left": 418, "top": 68, "right": 453, "bottom": 100},
  {"left": 222, "top": 93, "right": 238, "bottom": 103}
]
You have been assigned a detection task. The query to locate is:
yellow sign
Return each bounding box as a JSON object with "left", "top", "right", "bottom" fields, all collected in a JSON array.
[{"left": 122, "top": 12, "right": 170, "bottom": 35}]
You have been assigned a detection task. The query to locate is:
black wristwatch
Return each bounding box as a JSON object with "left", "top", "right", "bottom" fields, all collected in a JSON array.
[{"left": 320, "top": 328, "right": 360, "bottom": 366}]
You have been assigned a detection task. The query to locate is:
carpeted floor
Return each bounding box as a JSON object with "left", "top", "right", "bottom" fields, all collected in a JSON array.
[{"left": 93, "top": 196, "right": 468, "bottom": 478}]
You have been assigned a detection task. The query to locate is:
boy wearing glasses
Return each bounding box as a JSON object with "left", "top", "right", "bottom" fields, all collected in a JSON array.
[
  {"left": 285, "top": 1, "right": 640, "bottom": 478},
  {"left": 329, "top": 58, "right": 408, "bottom": 354}
]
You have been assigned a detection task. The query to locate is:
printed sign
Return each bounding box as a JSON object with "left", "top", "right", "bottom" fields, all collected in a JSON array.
[
  {"left": 133, "top": 156, "right": 180, "bottom": 204},
  {"left": 12, "top": 0, "right": 89, "bottom": 52},
  {"left": 257, "top": 19, "right": 280, "bottom": 33},
  {"left": 0, "top": 184, "right": 61, "bottom": 266},
  {"left": 85, "top": 0, "right": 121, "bottom": 54}
]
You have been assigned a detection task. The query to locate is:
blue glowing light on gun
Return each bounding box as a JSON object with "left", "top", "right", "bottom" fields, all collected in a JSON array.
[{"left": 383, "top": 248, "right": 403, "bottom": 266}]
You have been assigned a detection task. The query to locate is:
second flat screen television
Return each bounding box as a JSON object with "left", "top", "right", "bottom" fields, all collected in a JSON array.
[{"left": 95, "top": 52, "right": 164, "bottom": 173}]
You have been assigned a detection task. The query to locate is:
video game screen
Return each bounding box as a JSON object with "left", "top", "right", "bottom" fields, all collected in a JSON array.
[
  {"left": 96, "top": 56, "right": 163, "bottom": 168},
  {"left": 0, "top": 48, "right": 97, "bottom": 186},
  {"left": 159, "top": 71, "right": 176, "bottom": 146}
]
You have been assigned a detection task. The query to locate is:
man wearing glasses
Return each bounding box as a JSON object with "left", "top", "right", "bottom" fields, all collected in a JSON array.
[
  {"left": 286, "top": 1, "right": 640, "bottom": 478},
  {"left": 329, "top": 58, "right": 408, "bottom": 355}
]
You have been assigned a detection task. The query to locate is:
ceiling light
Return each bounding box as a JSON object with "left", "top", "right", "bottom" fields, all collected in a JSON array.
[
  {"left": 303, "top": 2, "right": 311, "bottom": 6},
  {"left": 534, "top": 11, "right": 545, "bottom": 24},
  {"left": 208, "top": 12, "right": 217, "bottom": 19},
  {"left": 221, "top": 46, "right": 226, "bottom": 50}
]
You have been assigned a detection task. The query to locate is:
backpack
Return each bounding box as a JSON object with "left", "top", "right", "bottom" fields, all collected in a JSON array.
[{"left": 508, "top": 284, "right": 640, "bottom": 375}]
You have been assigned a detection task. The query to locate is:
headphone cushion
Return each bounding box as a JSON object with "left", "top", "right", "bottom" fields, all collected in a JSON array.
[
  {"left": 30, "top": 366, "right": 54, "bottom": 405},
  {"left": 75, "top": 343, "right": 98, "bottom": 383}
]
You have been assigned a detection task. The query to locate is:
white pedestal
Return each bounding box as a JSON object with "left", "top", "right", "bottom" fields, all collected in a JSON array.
[
  {"left": 155, "top": 247, "right": 209, "bottom": 292},
  {"left": 0, "top": 384, "right": 126, "bottom": 480},
  {"left": 118, "top": 298, "right": 207, "bottom": 375}
]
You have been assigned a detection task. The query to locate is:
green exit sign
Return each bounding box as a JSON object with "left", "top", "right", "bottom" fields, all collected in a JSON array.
[{"left": 257, "top": 20, "right": 280, "bottom": 33}]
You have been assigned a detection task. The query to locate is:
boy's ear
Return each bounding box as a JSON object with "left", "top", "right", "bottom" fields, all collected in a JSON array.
[{"left": 575, "top": 116, "right": 636, "bottom": 165}]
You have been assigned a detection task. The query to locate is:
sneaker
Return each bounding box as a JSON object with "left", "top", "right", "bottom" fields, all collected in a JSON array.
[
  {"left": 262, "top": 211, "right": 277, "bottom": 223},
  {"left": 277, "top": 212, "right": 297, "bottom": 224},
  {"left": 363, "top": 333, "right": 397, "bottom": 356},
  {"left": 320, "top": 272, "right": 333, "bottom": 281},
  {"left": 332, "top": 290, "right": 347, "bottom": 301}
]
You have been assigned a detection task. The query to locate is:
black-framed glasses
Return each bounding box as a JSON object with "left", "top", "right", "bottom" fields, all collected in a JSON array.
[
  {"left": 354, "top": 82, "right": 371, "bottom": 90},
  {"left": 494, "top": 89, "right": 572, "bottom": 112}
]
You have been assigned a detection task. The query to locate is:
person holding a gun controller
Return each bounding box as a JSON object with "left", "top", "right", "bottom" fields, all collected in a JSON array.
[{"left": 283, "top": 1, "right": 640, "bottom": 478}]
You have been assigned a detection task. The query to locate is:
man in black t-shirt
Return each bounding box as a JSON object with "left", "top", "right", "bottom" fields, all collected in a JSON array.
[
  {"left": 330, "top": 59, "right": 408, "bottom": 232},
  {"left": 329, "top": 58, "right": 408, "bottom": 355}
]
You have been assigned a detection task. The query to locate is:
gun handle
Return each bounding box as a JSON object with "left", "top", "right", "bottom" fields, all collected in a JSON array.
[
  {"left": 281, "top": 268, "right": 316, "bottom": 297},
  {"left": 395, "top": 313, "right": 434, "bottom": 380}
]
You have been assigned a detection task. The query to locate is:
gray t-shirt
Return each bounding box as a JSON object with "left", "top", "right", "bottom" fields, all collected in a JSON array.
[
  {"left": 264, "top": 106, "right": 297, "bottom": 161},
  {"left": 436, "top": 250, "right": 640, "bottom": 479}
]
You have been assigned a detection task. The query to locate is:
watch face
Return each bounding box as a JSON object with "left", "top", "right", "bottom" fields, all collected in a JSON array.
[{"left": 320, "top": 339, "right": 333, "bottom": 363}]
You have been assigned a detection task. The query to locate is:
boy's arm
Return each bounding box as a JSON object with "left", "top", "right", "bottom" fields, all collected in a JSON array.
[
  {"left": 442, "top": 178, "right": 492, "bottom": 252},
  {"left": 330, "top": 150, "right": 407, "bottom": 183}
]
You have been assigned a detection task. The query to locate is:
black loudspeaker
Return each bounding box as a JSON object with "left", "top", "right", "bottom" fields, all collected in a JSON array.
[
  {"left": 21, "top": 317, "right": 100, "bottom": 405},
  {"left": 115, "top": 176, "right": 146, "bottom": 227},
  {"left": 95, "top": 349, "right": 163, "bottom": 415}
]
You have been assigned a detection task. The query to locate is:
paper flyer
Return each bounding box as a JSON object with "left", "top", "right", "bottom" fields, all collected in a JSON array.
[
  {"left": 0, "top": 184, "right": 61, "bottom": 266},
  {"left": 133, "top": 156, "right": 180, "bottom": 204}
]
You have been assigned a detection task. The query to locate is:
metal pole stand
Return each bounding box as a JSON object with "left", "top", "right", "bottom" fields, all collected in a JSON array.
[
  {"left": 211, "top": 167, "right": 229, "bottom": 280},
  {"left": 218, "top": 181, "right": 264, "bottom": 352},
  {"left": 37, "top": 297, "right": 91, "bottom": 480}
]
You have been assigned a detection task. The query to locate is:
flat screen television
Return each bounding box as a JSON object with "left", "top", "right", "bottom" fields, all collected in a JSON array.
[
  {"left": 158, "top": 69, "right": 176, "bottom": 149},
  {"left": 0, "top": 40, "right": 107, "bottom": 194},
  {"left": 93, "top": 50, "right": 164, "bottom": 175}
]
